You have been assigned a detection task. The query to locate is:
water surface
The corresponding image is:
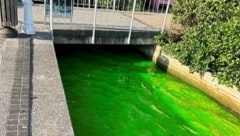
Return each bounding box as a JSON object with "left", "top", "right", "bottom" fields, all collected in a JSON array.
[{"left": 56, "top": 45, "right": 240, "bottom": 136}]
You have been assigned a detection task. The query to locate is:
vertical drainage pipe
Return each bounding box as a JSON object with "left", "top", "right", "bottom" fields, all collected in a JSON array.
[
  {"left": 127, "top": 0, "right": 136, "bottom": 44},
  {"left": 23, "top": 0, "right": 35, "bottom": 34},
  {"left": 92, "top": 0, "right": 98, "bottom": 44},
  {"left": 161, "top": 0, "right": 171, "bottom": 33}
]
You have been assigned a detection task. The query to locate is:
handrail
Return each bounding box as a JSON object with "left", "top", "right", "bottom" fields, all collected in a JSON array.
[
  {"left": 50, "top": 0, "right": 53, "bottom": 34},
  {"left": 73, "top": 0, "right": 174, "bottom": 12},
  {"left": 127, "top": 0, "right": 137, "bottom": 44},
  {"left": 92, "top": 0, "right": 98, "bottom": 44},
  {"left": 161, "top": 0, "right": 171, "bottom": 33}
]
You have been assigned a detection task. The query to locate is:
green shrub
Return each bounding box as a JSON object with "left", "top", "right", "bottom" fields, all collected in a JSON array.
[{"left": 154, "top": 0, "right": 240, "bottom": 89}]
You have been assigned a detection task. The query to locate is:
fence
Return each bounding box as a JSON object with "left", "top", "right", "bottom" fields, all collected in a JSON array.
[{"left": 73, "top": 0, "right": 174, "bottom": 12}]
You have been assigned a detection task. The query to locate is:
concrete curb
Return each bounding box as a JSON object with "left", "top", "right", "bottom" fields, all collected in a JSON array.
[{"left": 29, "top": 24, "right": 74, "bottom": 135}]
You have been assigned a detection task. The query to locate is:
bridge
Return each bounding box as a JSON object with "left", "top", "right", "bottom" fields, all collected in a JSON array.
[{"left": 20, "top": 0, "right": 173, "bottom": 45}]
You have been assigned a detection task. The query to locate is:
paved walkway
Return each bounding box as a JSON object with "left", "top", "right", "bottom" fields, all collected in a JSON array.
[
  {"left": 0, "top": 37, "right": 30, "bottom": 135},
  {"left": 0, "top": 4, "right": 74, "bottom": 136},
  {"left": 53, "top": 7, "right": 172, "bottom": 31},
  {"left": 0, "top": 31, "right": 74, "bottom": 136}
]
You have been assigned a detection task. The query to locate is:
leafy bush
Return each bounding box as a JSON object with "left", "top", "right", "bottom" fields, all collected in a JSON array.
[{"left": 154, "top": 0, "right": 240, "bottom": 89}]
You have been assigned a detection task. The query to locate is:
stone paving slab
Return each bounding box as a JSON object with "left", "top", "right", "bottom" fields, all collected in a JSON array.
[
  {"left": 4, "top": 38, "right": 31, "bottom": 136},
  {"left": 0, "top": 39, "right": 19, "bottom": 136}
]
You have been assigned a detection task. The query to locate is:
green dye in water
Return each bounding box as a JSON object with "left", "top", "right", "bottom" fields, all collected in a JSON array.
[{"left": 56, "top": 45, "right": 240, "bottom": 136}]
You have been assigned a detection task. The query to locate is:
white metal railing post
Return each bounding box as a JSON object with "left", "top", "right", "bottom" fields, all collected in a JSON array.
[
  {"left": 50, "top": 0, "right": 53, "bottom": 33},
  {"left": 70, "top": 0, "right": 73, "bottom": 22},
  {"left": 92, "top": 0, "right": 98, "bottom": 44},
  {"left": 64, "top": 0, "right": 67, "bottom": 18},
  {"left": 44, "top": 0, "right": 46, "bottom": 24},
  {"left": 161, "top": 0, "right": 171, "bottom": 33},
  {"left": 127, "top": 0, "right": 136, "bottom": 44},
  {"left": 161, "top": 2, "right": 164, "bottom": 13},
  {"left": 113, "top": 0, "right": 116, "bottom": 10},
  {"left": 88, "top": 0, "right": 91, "bottom": 8}
]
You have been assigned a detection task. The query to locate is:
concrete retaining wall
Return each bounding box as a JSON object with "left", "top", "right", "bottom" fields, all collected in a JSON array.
[
  {"left": 138, "top": 45, "right": 240, "bottom": 116},
  {"left": 53, "top": 29, "right": 158, "bottom": 45}
]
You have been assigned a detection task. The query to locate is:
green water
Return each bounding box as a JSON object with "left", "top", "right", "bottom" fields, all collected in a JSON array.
[{"left": 56, "top": 46, "right": 240, "bottom": 136}]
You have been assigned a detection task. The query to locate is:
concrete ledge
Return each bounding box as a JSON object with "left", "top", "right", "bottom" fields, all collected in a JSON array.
[
  {"left": 139, "top": 45, "right": 240, "bottom": 116},
  {"left": 31, "top": 24, "right": 74, "bottom": 135}
]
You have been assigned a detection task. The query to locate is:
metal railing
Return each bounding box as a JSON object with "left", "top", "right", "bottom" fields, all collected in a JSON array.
[
  {"left": 73, "top": 0, "right": 174, "bottom": 12},
  {"left": 47, "top": 0, "right": 173, "bottom": 44}
]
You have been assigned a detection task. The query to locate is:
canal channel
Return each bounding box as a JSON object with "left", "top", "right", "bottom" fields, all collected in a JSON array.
[{"left": 55, "top": 45, "right": 240, "bottom": 136}]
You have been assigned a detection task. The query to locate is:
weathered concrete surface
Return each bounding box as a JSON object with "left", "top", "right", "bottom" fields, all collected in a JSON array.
[
  {"left": 53, "top": 29, "right": 158, "bottom": 45},
  {"left": 53, "top": 7, "right": 170, "bottom": 31},
  {"left": 0, "top": 38, "right": 18, "bottom": 136},
  {"left": 6, "top": 38, "right": 31, "bottom": 136},
  {"left": 30, "top": 24, "right": 74, "bottom": 135},
  {"left": 140, "top": 45, "right": 240, "bottom": 116}
]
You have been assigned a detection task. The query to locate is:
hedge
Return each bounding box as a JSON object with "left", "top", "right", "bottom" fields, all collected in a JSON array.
[{"left": 154, "top": 0, "right": 240, "bottom": 89}]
